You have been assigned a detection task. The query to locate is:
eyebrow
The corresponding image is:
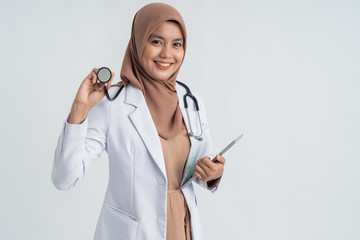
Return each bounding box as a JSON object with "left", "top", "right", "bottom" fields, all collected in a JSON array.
[{"left": 149, "top": 34, "right": 184, "bottom": 42}]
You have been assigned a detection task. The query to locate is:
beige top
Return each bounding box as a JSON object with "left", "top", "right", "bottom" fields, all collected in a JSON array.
[{"left": 159, "top": 123, "right": 192, "bottom": 240}]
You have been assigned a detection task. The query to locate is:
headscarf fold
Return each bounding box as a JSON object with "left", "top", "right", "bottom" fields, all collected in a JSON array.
[{"left": 120, "top": 3, "right": 187, "bottom": 139}]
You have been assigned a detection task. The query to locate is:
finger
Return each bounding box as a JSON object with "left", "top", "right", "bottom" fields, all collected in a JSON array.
[
  {"left": 197, "top": 163, "right": 214, "bottom": 180},
  {"left": 92, "top": 67, "right": 99, "bottom": 74},
  {"left": 90, "top": 71, "right": 98, "bottom": 85},
  {"left": 94, "top": 82, "right": 104, "bottom": 91},
  {"left": 199, "top": 157, "right": 216, "bottom": 170},
  {"left": 194, "top": 164, "right": 208, "bottom": 181},
  {"left": 197, "top": 159, "right": 213, "bottom": 173},
  {"left": 215, "top": 155, "right": 226, "bottom": 164},
  {"left": 194, "top": 171, "right": 203, "bottom": 181},
  {"left": 194, "top": 168, "right": 206, "bottom": 181}
]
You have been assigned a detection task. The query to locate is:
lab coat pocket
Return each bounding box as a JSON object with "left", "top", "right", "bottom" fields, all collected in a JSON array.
[{"left": 102, "top": 203, "right": 139, "bottom": 240}]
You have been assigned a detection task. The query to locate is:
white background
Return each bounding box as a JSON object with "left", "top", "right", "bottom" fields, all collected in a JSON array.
[{"left": 1, "top": 0, "right": 360, "bottom": 239}]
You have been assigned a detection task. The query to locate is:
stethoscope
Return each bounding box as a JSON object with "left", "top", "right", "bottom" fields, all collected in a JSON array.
[
  {"left": 175, "top": 80, "right": 203, "bottom": 141},
  {"left": 97, "top": 67, "right": 203, "bottom": 141},
  {"left": 97, "top": 67, "right": 124, "bottom": 101}
]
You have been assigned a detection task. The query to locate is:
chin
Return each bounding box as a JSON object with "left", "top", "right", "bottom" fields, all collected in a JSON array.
[{"left": 153, "top": 74, "right": 172, "bottom": 81}]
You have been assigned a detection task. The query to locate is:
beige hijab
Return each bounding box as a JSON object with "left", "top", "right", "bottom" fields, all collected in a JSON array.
[{"left": 120, "top": 3, "right": 187, "bottom": 139}]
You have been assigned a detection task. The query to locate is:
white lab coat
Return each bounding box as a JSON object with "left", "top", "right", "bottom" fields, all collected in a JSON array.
[{"left": 52, "top": 82, "right": 220, "bottom": 240}]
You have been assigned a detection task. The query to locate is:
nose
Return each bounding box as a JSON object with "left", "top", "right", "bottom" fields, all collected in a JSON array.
[{"left": 159, "top": 44, "right": 171, "bottom": 59}]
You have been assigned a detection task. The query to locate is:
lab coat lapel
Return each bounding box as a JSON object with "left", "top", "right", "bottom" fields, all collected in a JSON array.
[{"left": 125, "top": 84, "right": 167, "bottom": 179}]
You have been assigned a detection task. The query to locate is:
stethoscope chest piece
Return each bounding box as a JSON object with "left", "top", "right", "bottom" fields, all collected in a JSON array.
[
  {"left": 97, "top": 67, "right": 112, "bottom": 83},
  {"left": 97, "top": 67, "right": 123, "bottom": 101}
]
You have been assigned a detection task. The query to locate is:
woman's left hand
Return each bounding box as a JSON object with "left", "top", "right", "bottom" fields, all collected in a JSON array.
[{"left": 194, "top": 155, "right": 226, "bottom": 183}]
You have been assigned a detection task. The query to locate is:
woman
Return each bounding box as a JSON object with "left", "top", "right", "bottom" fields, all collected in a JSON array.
[{"left": 52, "top": 3, "right": 226, "bottom": 240}]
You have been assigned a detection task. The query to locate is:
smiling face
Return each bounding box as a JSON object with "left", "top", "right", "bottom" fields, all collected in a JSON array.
[{"left": 142, "top": 21, "right": 185, "bottom": 81}]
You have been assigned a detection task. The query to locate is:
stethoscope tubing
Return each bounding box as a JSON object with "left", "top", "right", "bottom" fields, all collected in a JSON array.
[
  {"left": 104, "top": 84, "right": 124, "bottom": 101},
  {"left": 97, "top": 73, "right": 204, "bottom": 141},
  {"left": 176, "top": 81, "right": 203, "bottom": 141}
]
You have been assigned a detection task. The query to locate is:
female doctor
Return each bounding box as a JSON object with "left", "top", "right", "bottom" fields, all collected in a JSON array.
[{"left": 52, "top": 3, "right": 226, "bottom": 240}]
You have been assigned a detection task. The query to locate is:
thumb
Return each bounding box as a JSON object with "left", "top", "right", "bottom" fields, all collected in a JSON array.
[
  {"left": 107, "top": 72, "right": 115, "bottom": 89},
  {"left": 216, "top": 154, "right": 226, "bottom": 164}
]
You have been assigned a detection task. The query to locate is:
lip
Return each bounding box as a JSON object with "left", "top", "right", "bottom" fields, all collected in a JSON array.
[{"left": 154, "top": 61, "right": 173, "bottom": 70}]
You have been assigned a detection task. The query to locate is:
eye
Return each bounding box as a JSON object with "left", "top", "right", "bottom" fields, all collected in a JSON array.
[
  {"left": 152, "top": 40, "right": 161, "bottom": 45},
  {"left": 173, "top": 42, "right": 182, "bottom": 47}
]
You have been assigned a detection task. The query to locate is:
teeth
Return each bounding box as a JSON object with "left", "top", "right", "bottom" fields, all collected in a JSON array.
[{"left": 156, "top": 61, "right": 171, "bottom": 67}]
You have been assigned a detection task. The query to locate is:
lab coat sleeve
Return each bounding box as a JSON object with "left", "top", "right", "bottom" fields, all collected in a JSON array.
[
  {"left": 51, "top": 98, "right": 109, "bottom": 191},
  {"left": 192, "top": 91, "right": 222, "bottom": 193}
]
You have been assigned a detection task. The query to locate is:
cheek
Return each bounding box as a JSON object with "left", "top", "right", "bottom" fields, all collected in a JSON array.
[
  {"left": 142, "top": 53, "right": 151, "bottom": 66},
  {"left": 142, "top": 45, "right": 156, "bottom": 64},
  {"left": 175, "top": 50, "right": 185, "bottom": 63}
]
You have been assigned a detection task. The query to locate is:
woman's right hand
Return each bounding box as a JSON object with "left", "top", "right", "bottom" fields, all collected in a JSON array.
[{"left": 68, "top": 68, "right": 114, "bottom": 124}]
